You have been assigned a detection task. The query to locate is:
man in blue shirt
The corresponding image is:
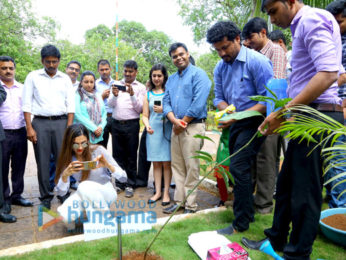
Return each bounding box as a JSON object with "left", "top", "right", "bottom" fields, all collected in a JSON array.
[
  {"left": 206, "top": 21, "right": 273, "bottom": 233},
  {"left": 162, "top": 42, "right": 211, "bottom": 214},
  {"left": 96, "top": 59, "right": 115, "bottom": 149}
]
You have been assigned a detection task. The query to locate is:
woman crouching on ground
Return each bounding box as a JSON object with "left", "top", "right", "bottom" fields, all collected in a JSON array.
[{"left": 55, "top": 123, "right": 126, "bottom": 226}]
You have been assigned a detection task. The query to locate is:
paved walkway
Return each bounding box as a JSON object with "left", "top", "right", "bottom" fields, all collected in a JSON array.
[{"left": 0, "top": 132, "right": 220, "bottom": 251}]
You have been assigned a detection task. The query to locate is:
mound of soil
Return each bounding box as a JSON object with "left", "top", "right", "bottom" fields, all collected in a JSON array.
[
  {"left": 321, "top": 214, "right": 346, "bottom": 231},
  {"left": 115, "top": 251, "right": 163, "bottom": 260}
]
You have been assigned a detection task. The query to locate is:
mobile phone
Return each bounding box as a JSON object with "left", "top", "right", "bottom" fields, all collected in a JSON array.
[
  {"left": 154, "top": 100, "right": 161, "bottom": 106},
  {"left": 81, "top": 161, "right": 97, "bottom": 170},
  {"left": 112, "top": 84, "right": 127, "bottom": 92}
]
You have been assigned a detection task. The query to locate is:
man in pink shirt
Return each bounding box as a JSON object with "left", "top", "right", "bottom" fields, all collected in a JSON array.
[
  {"left": 0, "top": 56, "right": 33, "bottom": 216},
  {"left": 109, "top": 60, "right": 146, "bottom": 198}
]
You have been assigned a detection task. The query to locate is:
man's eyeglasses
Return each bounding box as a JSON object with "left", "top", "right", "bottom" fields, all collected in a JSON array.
[
  {"left": 72, "top": 142, "right": 88, "bottom": 150},
  {"left": 68, "top": 67, "right": 80, "bottom": 72}
]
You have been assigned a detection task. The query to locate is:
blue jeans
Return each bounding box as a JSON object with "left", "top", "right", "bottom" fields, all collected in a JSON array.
[{"left": 325, "top": 134, "right": 346, "bottom": 208}]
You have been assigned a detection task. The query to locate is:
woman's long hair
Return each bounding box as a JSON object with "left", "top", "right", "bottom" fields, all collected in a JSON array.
[
  {"left": 149, "top": 64, "right": 168, "bottom": 91},
  {"left": 55, "top": 124, "right": 94, "bottom": 184},
  {"left": 77, "top": 71, "right": 96, "bottom": 100}
]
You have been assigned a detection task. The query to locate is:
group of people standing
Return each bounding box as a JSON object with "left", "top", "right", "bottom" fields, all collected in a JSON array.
[
  {"left": 0, "top": 0, "right": 345, "bottom": 259},
  {"left": 0, "top": 40, "right": 211, "bottom": 224}
]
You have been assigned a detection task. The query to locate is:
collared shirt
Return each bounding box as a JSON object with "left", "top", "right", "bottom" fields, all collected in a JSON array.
[
  {"left": 22, "top": 69, "right": 75, "bottom": 116},
  {"left": 289, "top": 6, "right": 342, "bottom": 104},
  {"left": 213, "top": 45, "right": 273, "bottom": 111},
  {"left": 72, "top": 80, "right": 79, "bottom": 92},
  {"left": 260, "top": 40, "right": 287, "bottom": 79},
  {"left": 339, "top": 34, "right": 346, "bottom": 99},
  {"left": 108, "top": 79, "right": 146, "bottom": 120},
  {"left": 163, "top": 64, "right": 211, "bottom": 119},
  {"left": 96, "top": 78, "right": 115, "bottom": 114},
  {"left": 0, "top": 80, "right": 25, "bottom": 129}
]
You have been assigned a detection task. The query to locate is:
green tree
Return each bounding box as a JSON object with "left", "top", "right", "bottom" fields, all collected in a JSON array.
[
  {"left": 0, "top": 0, "right": 58, "bottom": 81},
  {"left": 114, "top": 20, "right": 176, "bottom": 74},
  {"left": 196, "top": 52, "right": 219, "bottom": 110},
  {"left": 177, "top": 0, "right": 335, "bottom": 45}
]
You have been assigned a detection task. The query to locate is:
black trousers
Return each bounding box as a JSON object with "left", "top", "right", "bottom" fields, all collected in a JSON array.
[
  {"left": 32, "top": 118, "right": 66, "bottom": 201},
  {"left": 136, "top": 129, "right": 151, "bottom": 187},
  {"left": 99, "top": 115, "right": 112, "bottom": 149},
  {"left": 112, "top": 118, "right": 140, "bottom": 188},
  {"left": 0, "top": 143, "right": 4, "bottom": 212},
  {"left": 264, "top": 111, "right": 344, "bottom": 260},
  {"left": 228, "top": 116, "right": 265, "bottom": 232},
  {"left": 2, "top": 128, "right": 28, "bottom": 201}
]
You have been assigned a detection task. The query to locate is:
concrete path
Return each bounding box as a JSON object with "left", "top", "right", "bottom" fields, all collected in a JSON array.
[{"left": 0, "top": 132, "right": 221, "bottom": 251}]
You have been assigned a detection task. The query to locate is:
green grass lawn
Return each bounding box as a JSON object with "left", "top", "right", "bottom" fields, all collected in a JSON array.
[{"left": 1, "top": 209, "right": 344, "bottom": 260}]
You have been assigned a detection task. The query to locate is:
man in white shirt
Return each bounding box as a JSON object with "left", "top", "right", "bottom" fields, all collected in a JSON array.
[
  {"left": 22, "top": 44, "right": 75, "bottom": 209},
  {"left": 65, "top": 60, "right": 81, "bottom": 90}
]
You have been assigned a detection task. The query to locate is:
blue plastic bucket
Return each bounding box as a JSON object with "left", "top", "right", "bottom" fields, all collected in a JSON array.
[{"left": 266, "top": 78, "right": 288, "bottom": 115}]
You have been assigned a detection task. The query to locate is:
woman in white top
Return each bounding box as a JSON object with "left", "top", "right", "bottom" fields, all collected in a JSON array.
[{"left": 55, "top": 123, "right": 126, "bottom": 225}]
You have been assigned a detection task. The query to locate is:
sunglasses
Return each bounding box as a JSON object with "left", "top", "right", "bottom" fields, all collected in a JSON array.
[{"left": 72, "top": 142, "right": 88, "bottom": 150}]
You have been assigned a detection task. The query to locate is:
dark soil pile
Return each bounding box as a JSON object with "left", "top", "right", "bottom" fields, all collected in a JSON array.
[
  {"left": 115, "top": 251, "right": 163, "bottom": 260},
  {"left": 321, "top": 214, "right": 346, "bottom": 231}
]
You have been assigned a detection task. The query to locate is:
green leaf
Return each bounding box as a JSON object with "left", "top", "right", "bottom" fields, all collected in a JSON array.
[
  {"left": 324, "top": 172, "right": 346, "bottom": 185},
  {"left": 274, "top": 98, "right": 293, "bottom": 110},
  {"left": 264, "top": 84, "right": 278, "bottom": 99},
  {"left": 200, "top": 164, "right": 207, "bottom": 172},
  {"left": 195, "top": 150, "right": 213, "bottom": 160},
  {"left": 219, "top": 110, "right": 263, "bottom": 122},
  {"left": 191, "top": 155, "right": 213, "bottom": 163},
  {"left": 249, "top": 95, "right": 276, "bottom": 103},
  {"left": 193, "top": 134, "right": 214, "bottom": 143}
]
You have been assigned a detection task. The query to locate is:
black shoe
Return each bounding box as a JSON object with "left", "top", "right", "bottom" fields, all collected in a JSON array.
[
  {"left": 57, "top": 192, "right": 71, "bottom": 204},
  {"left": 148, "top": 196, "right": 162, "bottom": 204},
  {"left": 183, "top": 209, "right": 196, "bottom": 214},
  {"left": 241, "top": 237, "right": 268, "bottom": 250},
  {"left": 161, "top": 200, "right": 170, "bottom": 206},
  {"left": 12, "top": 197, "right": 34, "bottom": 207},
  {"left": 3, "top": 202, "right": 11, "bottom": 214},
  {"left": 215, "top": 200, "right": 225, "bottom": 207},
  {"left": 0, "top": 212, "right": 16, "bottom": 223},
  {"left": 40, "top": 200, "right": 51, "bottom": 209},
  {"left": 70, "top": 182, "right": 78, "bottom": 191},
  {"left": 217, "top": 224, "right": 236, "bottom": 235},
  {"left": 163, "top": 204, "right": 180, "bottom": 214}
]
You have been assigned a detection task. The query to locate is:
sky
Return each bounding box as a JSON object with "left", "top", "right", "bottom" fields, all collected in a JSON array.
[{"left": 31, "top": 0, "right": 210, "bottom": 54}]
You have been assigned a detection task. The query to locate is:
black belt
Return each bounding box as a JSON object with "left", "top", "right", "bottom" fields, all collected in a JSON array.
[
  {"left": 309, "top": 103, "right": 343, "bottom": 112},
  {"left": 4, "top": 127, "right": 26, "bottom": 133},
  {"left": 189, "top": 118, "right": 206, "bottom": 124},
  {"left": 113, "top": 118, "right": 139, "bottom": 125},
  {"left": 34, "top": 115, "right": 67, "bottom": 120}
]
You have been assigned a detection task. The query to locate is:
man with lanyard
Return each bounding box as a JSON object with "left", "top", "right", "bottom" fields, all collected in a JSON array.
[
  {"left": 242, "top": 1, "right": 344, "bottom": 259},
  {"left": 162, "top": 42, "right": 211, "bottom": 214},
  {"left": 206, "top": 21, "right": 273, "bottom": 232},
  {"left": 109, "top": 60, "right": 146, "bottom": 198},
  {"left": 96, "top": 59, "right": 114, "bottom": 149},
  {"left": 23, "top": 44, "right": 75, "bottom": 209}
]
